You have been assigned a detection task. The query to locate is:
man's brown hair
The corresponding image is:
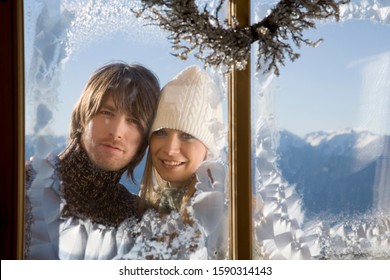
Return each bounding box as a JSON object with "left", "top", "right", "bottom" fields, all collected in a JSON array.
[{"left": 69, "top": 62, "right": 160, "bottom": 181}]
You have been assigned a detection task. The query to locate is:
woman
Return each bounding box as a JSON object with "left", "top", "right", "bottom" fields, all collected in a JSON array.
[
  {"left": 140, "top": 65, "right": 223, "bottom": 219},
  {"left": 119, "top": 65, "right": 228, "bottom": 259}
]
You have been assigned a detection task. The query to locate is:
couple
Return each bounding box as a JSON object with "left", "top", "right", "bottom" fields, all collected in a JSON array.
[{"left": 25, "top": 63, "right": 227, "bottom": 260}]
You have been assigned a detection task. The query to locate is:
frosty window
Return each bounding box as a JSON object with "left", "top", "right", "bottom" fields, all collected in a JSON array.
[{"left": 252, "top": 0, "right": 390, "bottom": 259}]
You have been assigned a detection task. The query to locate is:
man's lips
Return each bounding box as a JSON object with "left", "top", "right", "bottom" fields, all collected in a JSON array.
[{"left": 101, "top": 143, "right": 124, "bottom": 152}]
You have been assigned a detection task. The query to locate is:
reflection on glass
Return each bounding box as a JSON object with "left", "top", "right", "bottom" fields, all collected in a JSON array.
[
  {"left": 24, "top": 0, "right": 229, "bottom": 260},
  {"left": 251, "top": 0, "right": 390, "bottom": 259}
]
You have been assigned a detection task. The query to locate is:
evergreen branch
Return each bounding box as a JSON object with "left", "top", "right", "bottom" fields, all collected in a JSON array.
[{"left": 135, "top": 0, "right": 349, "bottom": 75}]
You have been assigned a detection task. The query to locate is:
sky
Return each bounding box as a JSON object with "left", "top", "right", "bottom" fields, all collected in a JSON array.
[
  {"left": 24, "top": 0, "right": 390, "bottom": 138},
  {"left": 273, "top": 20, "right": 390, "bottom": 137}
]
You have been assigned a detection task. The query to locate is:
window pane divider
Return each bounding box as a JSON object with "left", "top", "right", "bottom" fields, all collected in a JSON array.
[{"left": 228, "top": 0, "right": 252, "bottom": 260}]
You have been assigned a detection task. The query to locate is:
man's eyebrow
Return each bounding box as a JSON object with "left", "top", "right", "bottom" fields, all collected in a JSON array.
[{"left": 100, "top": 103, "right": 117, "bottom": 111}]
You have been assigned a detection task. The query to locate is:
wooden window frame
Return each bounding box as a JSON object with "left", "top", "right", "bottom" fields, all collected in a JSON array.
[
  {"left": 228, "top": 0, "right": 252, "bottom": 260},
  {"left": 2, "top": 0, "right": 253, "bottom": 260},
  {"left": 1, "top": 0, "right": 25, "bottom": 260}
]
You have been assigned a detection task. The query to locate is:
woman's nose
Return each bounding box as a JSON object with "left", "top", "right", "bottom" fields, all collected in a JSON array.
[{"left": 163, "top": 134, "right": 181, "bottom": 155}]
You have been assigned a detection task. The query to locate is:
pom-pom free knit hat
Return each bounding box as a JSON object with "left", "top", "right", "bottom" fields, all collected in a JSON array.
[{"left": 151, "top": 65, "right": 223, "bottom": 158}]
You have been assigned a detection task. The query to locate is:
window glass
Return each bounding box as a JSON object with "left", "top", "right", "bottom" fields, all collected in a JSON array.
[
  {"left": 251, "top": 0, "right": 390, "bottom": 259},
  {"left": 24, "top": 0, "right": 229, "bottom": 260}
]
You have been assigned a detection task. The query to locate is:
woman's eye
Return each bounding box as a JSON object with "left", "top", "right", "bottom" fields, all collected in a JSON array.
[
  {"left": 181, "top": 133, "right": 195, "bottom": 140},
  {"left": 153, "top": 129, "right": 167, "bottom": 137}
]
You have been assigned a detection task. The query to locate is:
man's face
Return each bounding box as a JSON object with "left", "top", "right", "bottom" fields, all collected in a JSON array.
[{"left": 80, "top": 95, "right": 142, "bottom": 171}]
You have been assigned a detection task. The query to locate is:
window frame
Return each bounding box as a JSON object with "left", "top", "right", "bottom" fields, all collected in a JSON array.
[
  {"left": 1, "top": 0, "right": 25, "bottom": 260},
  {"left": 8, "top": 0, "right": 254, "bottom": 260},
  {"left": 228, "top": 0, "right": 252, "bottom": 260}
]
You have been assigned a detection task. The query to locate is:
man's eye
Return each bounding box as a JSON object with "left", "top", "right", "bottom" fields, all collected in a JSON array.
[
  {"left": 127, "top": 118, "right": 139, "bottom": 125},
  {"left": 100, "top": 110, "right": 113, "bottom": 116}
]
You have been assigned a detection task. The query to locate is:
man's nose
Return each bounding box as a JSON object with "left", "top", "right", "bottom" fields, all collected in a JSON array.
[{"left": 108, "top": 116, "right": 127, "bottom": 139}]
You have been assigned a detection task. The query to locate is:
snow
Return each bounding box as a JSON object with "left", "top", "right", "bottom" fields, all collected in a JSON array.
[{"left": 305, "top": 128, "right": 381, "bottom": 149}]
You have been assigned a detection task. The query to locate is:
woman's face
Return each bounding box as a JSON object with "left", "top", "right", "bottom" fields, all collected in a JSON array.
[{"left": 150, "top": 128, "right": 207, "bottom": 188}]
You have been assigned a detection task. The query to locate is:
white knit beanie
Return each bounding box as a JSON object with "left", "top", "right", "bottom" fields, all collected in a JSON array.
[{"left": 151, "top": 65, "right": 223, "bottom": 158}]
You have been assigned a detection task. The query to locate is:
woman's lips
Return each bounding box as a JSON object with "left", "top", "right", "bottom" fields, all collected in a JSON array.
[{"left": 160, "top": 159, "right": 184, "bottom": 169}]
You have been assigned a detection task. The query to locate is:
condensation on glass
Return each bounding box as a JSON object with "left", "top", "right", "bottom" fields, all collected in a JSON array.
[
  {"left": 23, "top": 0, "right": 390, "bottom": 260},
  {"left": 251, "top": 0, "right": 390, "bottom": 259},
  {"left": 23, "top": 0, "right": 229, "bottom": 260}
]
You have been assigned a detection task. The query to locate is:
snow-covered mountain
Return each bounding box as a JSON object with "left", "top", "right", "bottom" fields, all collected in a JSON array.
[
  {"left": 277, "top": 128, "right": 390, "bottom": 217},
  {"left": 25, "top": 135, "right": 67, "bottom": 161}
]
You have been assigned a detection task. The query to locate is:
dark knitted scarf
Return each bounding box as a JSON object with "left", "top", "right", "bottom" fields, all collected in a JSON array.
[
  {"left": 159, "top": 187, "right": 187, "bottom": 214},
  {"left": 58, "top": 138, "right": 147, "bottom": 227}
]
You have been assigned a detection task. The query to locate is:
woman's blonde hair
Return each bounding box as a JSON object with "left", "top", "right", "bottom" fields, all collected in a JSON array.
[
  {"left": 139, "top": 152, "right": 197, "bottom": 223},
  {"left": 69, "top": 62, "right": 160, "bottom": 181}
]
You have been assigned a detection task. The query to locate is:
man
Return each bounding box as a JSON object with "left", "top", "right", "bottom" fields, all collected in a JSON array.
[{"left": 25, "top": 63, "right": 160, "bottom": 259}]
